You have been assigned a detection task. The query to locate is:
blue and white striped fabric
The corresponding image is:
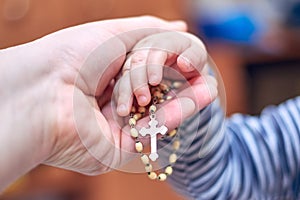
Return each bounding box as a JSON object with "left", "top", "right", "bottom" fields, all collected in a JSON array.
[{"left": 159, "top": 96, "right": 300, "bottom": 199}]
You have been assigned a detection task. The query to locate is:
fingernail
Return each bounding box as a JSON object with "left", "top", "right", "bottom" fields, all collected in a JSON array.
[
  {"left": 207, "top": 84, "right": 218, "bottom": 100},
  {"left": 178, "top": 56, "right": 193, "bottom": 72},
  {"left": 138, "top": 95, "right": 148, "bottom": 105},
  {"left": 117, "top": 104, "right": 127, "bottom": 115},
  {"left": 179, "top": 97, "right": 196, "bottom": 118},
  {"left": 170, "top": 20, "right": 187, "bottom": 30},
  {"left": 149, "top": 75, "right": 159, "bottom": 85}
]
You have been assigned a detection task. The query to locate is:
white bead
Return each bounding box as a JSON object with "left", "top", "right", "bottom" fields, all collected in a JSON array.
[
  {"left": 148, "top": 172, "right": 157, "bottom": 180},
  {"left": 133, "top": 113, "right": 142, "bottom": 121},
  {"left": 172, "top": 81, "right": 183, "bottom": 89},
  {"left": 173, "top": 140, "right": 180, "bottom": 150},
  {"left": 168, "top": 129, "right": 177, "bottom": 137},
  {"left": 130, "top": 128, "right": 139, "bottom": 138},
  {"left": 158, "top": 173, "right": 167, "bottom": 181},
  {"left": 135, "top": 141, "right": 143, "bottom": 153},
  {"left": 165, "top": 166, "right": 173, "bottom": 175},
  {"left": 159, "top": 99, "right": 165, "bottom": 103},
  {"left": 145, "top": 164, "right": 153, "bottom": 172},
  {"left": 169, "top": 153, "right": 177, "bottom": 164},
  {"left": 141, "top": 154, "right": 149, "bottom": 165},
  {"left": 129, "top": 118, "right": 136, "bottom": 126},
  {"left": 149, "top": 105, "right": 157, "bottom": 113},
  {"left": 165, "top": 95, "right": 173, "bottom": 100}
]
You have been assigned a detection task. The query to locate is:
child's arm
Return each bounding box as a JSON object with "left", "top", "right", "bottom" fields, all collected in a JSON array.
[{"left": 160, "top": 96, "right": 300, "bottom": 199}]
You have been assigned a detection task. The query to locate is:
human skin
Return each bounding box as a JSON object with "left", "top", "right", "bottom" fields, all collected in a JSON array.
[
  {"left": 0, "top": 16, "right": 217, "bottom": 191},
  {"left": 114, "top": 31, "right": 212, "bottom": 116}
]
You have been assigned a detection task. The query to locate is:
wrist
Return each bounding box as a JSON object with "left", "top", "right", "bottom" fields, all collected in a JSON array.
[{"left": 0, "top": 43, "right": 56, "bottom": 191}]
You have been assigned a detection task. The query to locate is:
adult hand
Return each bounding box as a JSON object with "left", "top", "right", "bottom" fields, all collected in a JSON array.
[{"left": 0, "top": 15, "right": 216, "bottom": 191}]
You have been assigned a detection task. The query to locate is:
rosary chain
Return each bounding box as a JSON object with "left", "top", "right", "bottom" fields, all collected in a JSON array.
[{"left": 128, "top": 81, "right": 183, "bottom": 181}]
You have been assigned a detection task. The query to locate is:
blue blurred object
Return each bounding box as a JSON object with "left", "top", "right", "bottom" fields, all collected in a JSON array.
[{"left": 197, "top": 11, "right": 257, "bottom": 44}]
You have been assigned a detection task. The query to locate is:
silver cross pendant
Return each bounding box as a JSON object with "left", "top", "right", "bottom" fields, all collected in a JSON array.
[{"left": 139, "top": 114, "right": 168, "bottom": 161}]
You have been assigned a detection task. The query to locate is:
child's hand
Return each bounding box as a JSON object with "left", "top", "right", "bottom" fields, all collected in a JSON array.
[{"left": 115, "top": 31, "right": 209, "bottom": 116}]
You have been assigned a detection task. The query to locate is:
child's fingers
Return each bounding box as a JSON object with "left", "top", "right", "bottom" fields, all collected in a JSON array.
[
  {"left": 122, "top": 75, "right": 218, "bottom": 137},
  {"left": 146, "top": 49, "right": 168, "bottom": 85},
  {"left": 133, "top": 32, "right": 207, "bottom": 75},
  {"left": 116, "top": 72, "right": 134, "bottom": 116},
  {"left": 129, "top": 51, "right": 151, "bottom": 106},
  {"left": 177, "top": 33, "right": 207, "bottom": 73}
]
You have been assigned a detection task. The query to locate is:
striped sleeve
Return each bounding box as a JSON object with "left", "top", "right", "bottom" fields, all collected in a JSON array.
[{"left": 159, "top": 96, "right": 300, "bottom": 199}]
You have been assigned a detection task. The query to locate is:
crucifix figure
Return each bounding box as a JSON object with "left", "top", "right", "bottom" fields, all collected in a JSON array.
[{"left": 139, "top": 115, "right": 168, "bottom": 161}]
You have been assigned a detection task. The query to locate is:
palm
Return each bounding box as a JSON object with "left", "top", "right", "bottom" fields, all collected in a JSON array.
[{"left": 41, "top": 16, "right": 191, "bottom": 175}]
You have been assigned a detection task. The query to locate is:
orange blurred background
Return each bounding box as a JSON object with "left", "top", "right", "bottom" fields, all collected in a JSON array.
[
  {"left": 1, "top": 0, "right": 300, "bottom": 199},
  {"left": 0, "top": 1, "right": 189, "bottom": 199}
]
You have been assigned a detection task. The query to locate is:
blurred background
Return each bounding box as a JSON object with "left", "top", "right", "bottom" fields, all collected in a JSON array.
[{"left": 0, "top": 0, "right": 299, "bottom": 199}]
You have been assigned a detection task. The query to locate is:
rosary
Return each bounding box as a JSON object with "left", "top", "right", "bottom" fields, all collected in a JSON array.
[{"left": 128, "top": 81, "right": 182, "bottom": 181}]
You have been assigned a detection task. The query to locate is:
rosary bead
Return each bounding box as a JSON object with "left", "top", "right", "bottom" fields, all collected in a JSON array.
[
  {"left": 131, "top": 106, "right": 136, "bottom": 114},
  {"left": 168, "top": 129, "right": 177, "bottom": 137},
  {"left": 159, "top": 83, "right": 169, "bottom": 93},
  {"left": 151, "top": 87, "right": 161, "bottom": 94},
  {"left": 169, "top": 153, "right": 177, "bottom": 164},
  {"left": 141, "top": 154, "right": 150, "bottom": 165},
  {"left": 172, "top": 81, "right": 183, "bottom": 89},
  {"left": 138, "top": 106, "right": 146, "bottom": 114},
  {"left": 135, "top": 141, "right": 143, "bottom": 153},
  {"left": 145, "top": 164, "right": 153, "bottom": 172},
  {"left": 129, "top": 118, "right": 136, "bottom": 126},
  {"left": 164, "top": 95, "right": 173, "bottom": 101},
  {"left": 130, "top": 128, "right": 139, "bottom": 138},
  {"left": 133, "top": 113, "right": 142, "bottom": 121},
  {"left": 165, "top": 166, "right": 173, "bottom": 175},
  {"left": 172, "top": 140, "right": 180, "bottom": 151},
  {"left": 148, "top": 172, "right": 157, "bottom": 180},
  {"left": 158, "top": 99, "right": 165, "bottom": 103},
  {"left": 149, "top": 105, "right": 157, "bottom": 113},
  {"left": 158, "top": 173, "right": 167, "bottom": 181},
  {"left": 153, "top": 91, "right": 163, "bottom": 99}
]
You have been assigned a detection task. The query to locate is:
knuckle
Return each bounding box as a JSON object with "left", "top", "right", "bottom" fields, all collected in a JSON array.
[
  {"left": 131, "top": 52, "right": 147, "bottom": 65},
  {"left": 206, "top": 75, "right": 218, "bottom": 86},
  {"left": 133, "top": 84, "right": 148, "bottom": 93},
  {"left": 140, "top": 15, "right": 158, "bottom": 22},
  {"left": 119, "top": 92, "right": 132, "bottom": 101}
]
